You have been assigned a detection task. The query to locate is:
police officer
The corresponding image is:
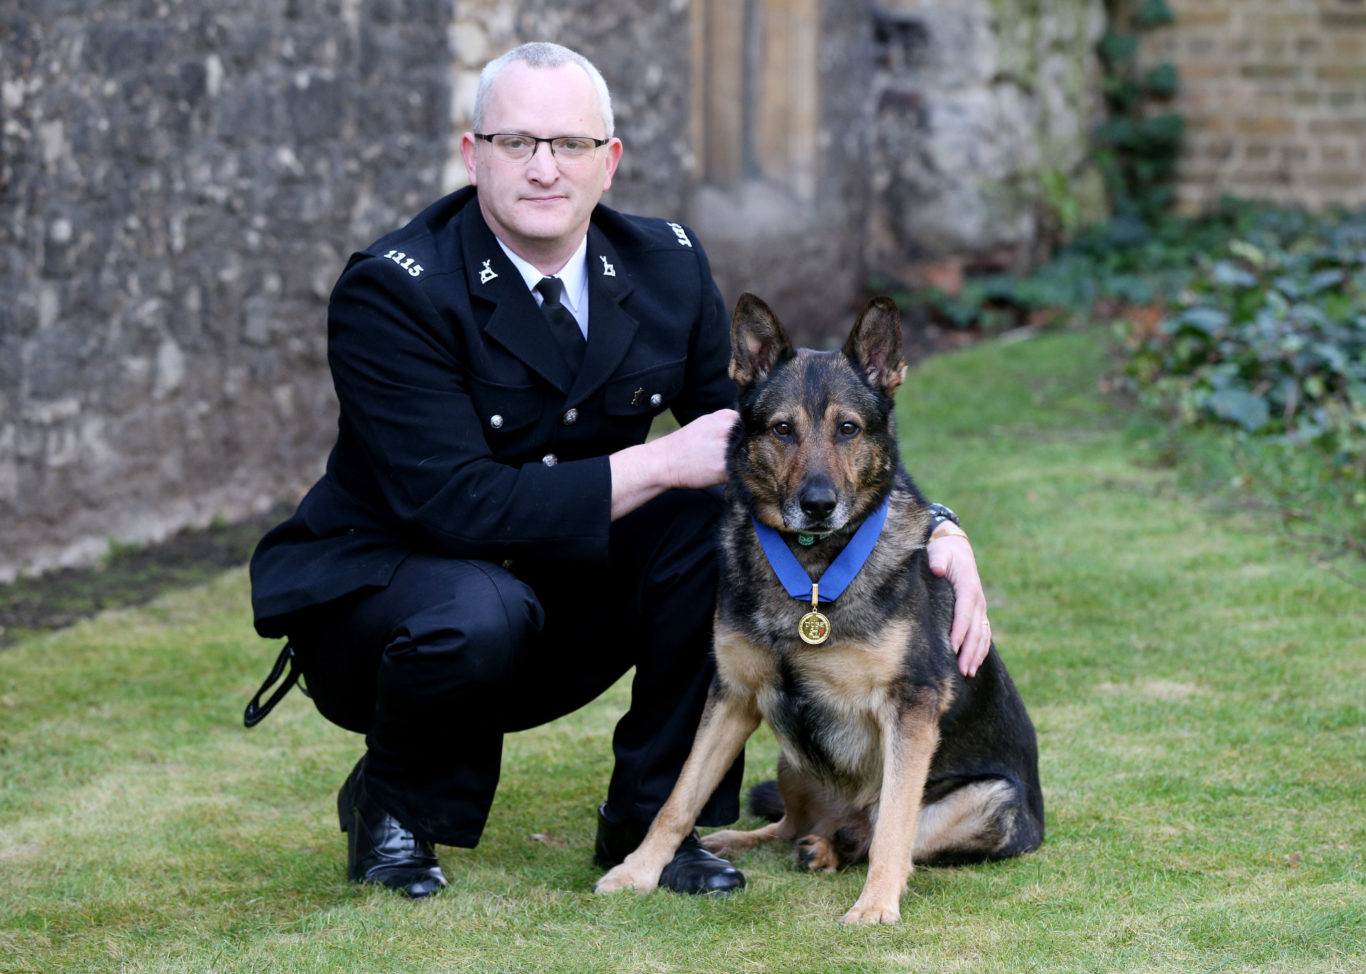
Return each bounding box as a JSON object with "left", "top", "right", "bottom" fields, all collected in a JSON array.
[{"left": 248, "top": 42, "right": 994, "bottom": 898}]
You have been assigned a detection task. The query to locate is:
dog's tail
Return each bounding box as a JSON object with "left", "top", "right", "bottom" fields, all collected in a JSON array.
[{"left": 748, "top": 779, "right": 784, "bottom": 821}]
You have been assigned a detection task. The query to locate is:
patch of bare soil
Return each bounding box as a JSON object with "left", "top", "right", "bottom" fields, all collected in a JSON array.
[{"left": 0, "top": 505, "right": 290, "bottom": 648}]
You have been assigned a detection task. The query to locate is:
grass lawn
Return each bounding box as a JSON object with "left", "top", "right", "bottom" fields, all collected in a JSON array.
[{"left": 1, "top": 326, "right": 1362, "bottom": 973}]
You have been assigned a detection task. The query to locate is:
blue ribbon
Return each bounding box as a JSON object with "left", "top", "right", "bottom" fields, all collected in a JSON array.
[{"left": 751, "top": 497, "right": 890, "bottom": 604}]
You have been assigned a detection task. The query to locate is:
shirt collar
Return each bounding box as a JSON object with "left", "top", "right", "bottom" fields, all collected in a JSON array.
[{"left": 495, "top": 235, "right": 590, "bottom": 324}]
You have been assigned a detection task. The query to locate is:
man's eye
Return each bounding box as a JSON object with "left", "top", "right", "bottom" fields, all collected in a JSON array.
[
  {"left": 501, "top": 136, "right": 530, "bottom": 149},
  {"left": 558, "top": 139, "right": 588, "bottom": 150}
]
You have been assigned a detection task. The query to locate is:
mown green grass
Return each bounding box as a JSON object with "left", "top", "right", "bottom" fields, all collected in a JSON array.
[{"left": 2, "top": 327, "right": 1363, "bottom": 973}]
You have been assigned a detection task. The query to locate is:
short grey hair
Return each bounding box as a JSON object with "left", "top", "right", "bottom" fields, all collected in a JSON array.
[{"left": 472, "top": 42, "right": 615, "bottom": 138}]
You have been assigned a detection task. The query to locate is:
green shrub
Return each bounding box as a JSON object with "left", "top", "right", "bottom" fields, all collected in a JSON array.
[
  {"left": 898, "top": 205, "right": 1245, "bottom": 333},
  {"left": 1122, "top": 207, "right": 1366, "bottom": 475}
]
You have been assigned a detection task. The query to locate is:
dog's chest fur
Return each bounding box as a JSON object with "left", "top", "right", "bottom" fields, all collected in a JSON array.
[
  {"left": 714, "top": 495, "right": 946, "bottom": 801},
  {"left": 714, "top": 626, "right": 902, "bottom": 800}
]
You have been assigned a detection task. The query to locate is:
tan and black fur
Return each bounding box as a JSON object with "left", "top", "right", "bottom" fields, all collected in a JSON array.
[{"left": 595, "top": 294, "right": 1043, "bottom": 923}]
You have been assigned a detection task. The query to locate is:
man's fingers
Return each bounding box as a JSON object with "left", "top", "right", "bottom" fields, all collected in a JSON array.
[
  {"left": 962, "top": 614, "right": 991, "bottom": 677},
  {"left": 949, "top": 600, "right": 973, "bottom": 654}
]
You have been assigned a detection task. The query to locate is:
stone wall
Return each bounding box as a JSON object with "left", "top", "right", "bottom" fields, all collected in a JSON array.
[
  {"left": 677, "top": 0, "right": 874, "bottom": 349},
  {"left": 0, "top": 1, "right": 452, "bottom": 580},
  {"left": 507, "top": 1, "right": 697, "bottom": 220},
  {"left": 1, "top": 0, "right": 1106, "bottom": 579},
  {"left": 1148, "top": 0, "right": 1366, "bottom": 210},
  {"left": 866, "top": 0, "right": 1109, "bottom": 283},
  {"left": 667, "top": 0, "right": 1109, "bottom": 347}
]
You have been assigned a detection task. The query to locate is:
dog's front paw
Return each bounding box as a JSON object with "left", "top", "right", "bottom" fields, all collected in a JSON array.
[
  {"left": 838, "top": 898, "right": 901, "bottom": 925},
  {"left": 794, "top": 834, "right": 840, "bottom": 873},
  {"left": 594, "top": 857, "right": 663, "bottom": 895}
]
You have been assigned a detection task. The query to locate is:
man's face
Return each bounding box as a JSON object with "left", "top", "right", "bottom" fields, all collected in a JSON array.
[{"left": 460, "top": 60, "right": 623, "bottom": 270}]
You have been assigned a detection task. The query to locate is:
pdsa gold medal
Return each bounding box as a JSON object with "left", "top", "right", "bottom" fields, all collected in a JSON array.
[
  {"left": 798, "top": 582, "right": 831, "bottom": 645},
  {"left": 750, "top": 499, "right": 889, "bottom": 651}
]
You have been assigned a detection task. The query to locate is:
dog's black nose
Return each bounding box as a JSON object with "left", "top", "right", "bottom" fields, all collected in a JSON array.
[{"left": 799, "top": 486, "right": 838, "bottom": 521}]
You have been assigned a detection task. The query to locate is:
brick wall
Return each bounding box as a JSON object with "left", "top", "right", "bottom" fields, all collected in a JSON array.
[{"left": 1149, "top": 0, "right": 1366, "bottom": 210}]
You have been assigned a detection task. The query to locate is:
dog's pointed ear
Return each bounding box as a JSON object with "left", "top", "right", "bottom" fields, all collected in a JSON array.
[
  {"left": 730, "top": 293, "right": 794, "bottom": 389},
  {"left": 843, "top": 296, "right": 907, "bottom": 396}
]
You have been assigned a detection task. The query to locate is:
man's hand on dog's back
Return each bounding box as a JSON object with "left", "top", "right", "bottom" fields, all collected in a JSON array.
[
  {"left": 929, "top": 535, "right": 992, "bottom": 677},
  {"left": 608, "top": 408, "right": 739, "bottom": 520}
]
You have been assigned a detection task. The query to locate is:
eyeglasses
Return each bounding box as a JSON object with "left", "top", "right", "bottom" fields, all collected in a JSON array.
[{"left": 474, "top": 133, "right": 609, "bottom": 165}]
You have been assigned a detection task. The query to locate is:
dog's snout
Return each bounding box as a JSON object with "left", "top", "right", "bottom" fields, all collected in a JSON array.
[{"left": 799, "top": 484, "right": 838, "bottom": 521}]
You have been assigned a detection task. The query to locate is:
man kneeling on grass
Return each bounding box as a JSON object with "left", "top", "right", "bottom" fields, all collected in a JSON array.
[{"left": 244, "top": 41, "right": 993, "bottom": 897}]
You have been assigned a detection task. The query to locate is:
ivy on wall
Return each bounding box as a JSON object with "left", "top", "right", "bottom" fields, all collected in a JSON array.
[{"left": 1094, "top": 0, "right": 1183, "bottom": 228}]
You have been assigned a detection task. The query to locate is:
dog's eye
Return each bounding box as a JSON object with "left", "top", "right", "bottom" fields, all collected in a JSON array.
[
  {"left": 771, "top": 421, "right": 793, "bottom": 439},
  {"left": 838, "top": 421, "right": 861, "bottom": 437}
]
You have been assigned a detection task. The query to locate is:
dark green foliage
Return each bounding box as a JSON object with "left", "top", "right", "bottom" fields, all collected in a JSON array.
[
  {"left": 1133, "top": 0, "right": 1176, "bottom": 29},
  {"left": 1097, "top": 0, "right": 1183, "bottom": 225},
  {"left": 882, "top": 195, "right": 1364, "bottom": 556},
  {"left": 890, "top": 203, "right": 1248, "bottom": 334},
  {"left": 1122, "top": 207, "right": 1366, "bottom": 475}
]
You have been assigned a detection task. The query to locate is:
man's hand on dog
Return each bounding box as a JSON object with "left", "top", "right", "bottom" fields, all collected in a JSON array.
[
  {"left": 928, "top": 534, "right": 992, "bottom": 678},
  {"left": 655, "top": 408, "right": 738, "bottom": 490},
  {"left": 609, "top": 408, "right": 738, "bottom": 520}
]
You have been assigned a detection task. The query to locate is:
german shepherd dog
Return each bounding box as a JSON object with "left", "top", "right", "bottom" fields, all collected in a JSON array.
[{"left": 595, "top": 294, "right": 1043, "bottom": 923}]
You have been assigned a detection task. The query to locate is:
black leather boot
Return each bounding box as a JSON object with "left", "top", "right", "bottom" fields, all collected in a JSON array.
[
  {"left": 593, "top": 803, "right": 745, "bottom": 895},
  {"left": 337, "top": 757, "right": 448, "bottom": 898}
]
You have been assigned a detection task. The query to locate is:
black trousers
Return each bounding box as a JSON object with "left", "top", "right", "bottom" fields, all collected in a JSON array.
[{"left": 286, "top": 488, "right": 743, "bottom": 847}]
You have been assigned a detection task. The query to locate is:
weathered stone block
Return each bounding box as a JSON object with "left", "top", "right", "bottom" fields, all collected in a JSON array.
[{"left": 0, "top": 1, "right": 449, "bottom": 579}]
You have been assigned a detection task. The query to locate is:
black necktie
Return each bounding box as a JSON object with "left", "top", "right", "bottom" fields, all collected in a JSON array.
[{"left": 535, "top": 276, "right": 586, "bottom": 372}]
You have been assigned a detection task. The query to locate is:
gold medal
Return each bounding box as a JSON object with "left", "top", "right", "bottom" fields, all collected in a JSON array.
[
  {"left": 798, "top": 609, "right": 830, "bottom": 645},
  {"left": 798, "top": 583, "right": 830, "bottom": 645}
]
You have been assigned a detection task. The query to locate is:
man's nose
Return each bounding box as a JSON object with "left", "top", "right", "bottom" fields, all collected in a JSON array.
[{"left": 525, "top": 141, "right": 559, "bottom": 180}]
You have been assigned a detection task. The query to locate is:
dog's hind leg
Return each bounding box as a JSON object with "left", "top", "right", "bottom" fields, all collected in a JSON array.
[
  {"left": 700, "top": 820, "right": 786, "bottom": 858},
  {"left": 701, "top": 757, "right": 818, "bottom": 859},
  {"left": 595, "top": 687, "right": 761, "bottom": 894},
  {"left": 913, "top": 777, "right": 1042, "bottom": 865},
  {"left": 793, "top": 808, "right": 874, "bottom": 873}
]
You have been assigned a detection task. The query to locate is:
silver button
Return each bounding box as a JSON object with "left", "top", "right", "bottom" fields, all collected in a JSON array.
[
  {"left": 489, "top": 414, "right": 504, "bottom": 429},
  {"left": 562, "top": 408, "right": 579, "bottom": 425},
  {"left": 650, "top": 393, "right": 662, "bottom": 407},
  {"left": 541, "top": 453, "right": 558, "bottom": 467}
]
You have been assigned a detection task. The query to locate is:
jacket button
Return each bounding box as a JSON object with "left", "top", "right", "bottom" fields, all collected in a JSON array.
[
  {"left": 489, "top": 414, "right": 504, "bottom": 429},
  {"left": 650, "top": 393, "right": 663, "bottom": 407},
  {"left": 542, "top": 453, "right": 558, "bottom": 467},
  {"left": 562, "top": 408, "right": 579, "bottom": 425}
]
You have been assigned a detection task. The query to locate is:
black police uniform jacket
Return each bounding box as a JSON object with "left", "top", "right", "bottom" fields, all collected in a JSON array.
[{"left": 250, "top": 186, "right": 736, "bottom": 636}]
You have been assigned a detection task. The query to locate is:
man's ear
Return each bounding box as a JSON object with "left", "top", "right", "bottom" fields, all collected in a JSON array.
[
  {"left": 601, "top": 137, "right": 623, "bottom": 192},
  {"left": 843, "top": 296, "right": 907, "bottom": 396},
  {"left": 729, "top": 293, "right": 794, "bottom": 389},
  {"left": 460, "top": 132, "right": 480, "bottom": 186}
]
